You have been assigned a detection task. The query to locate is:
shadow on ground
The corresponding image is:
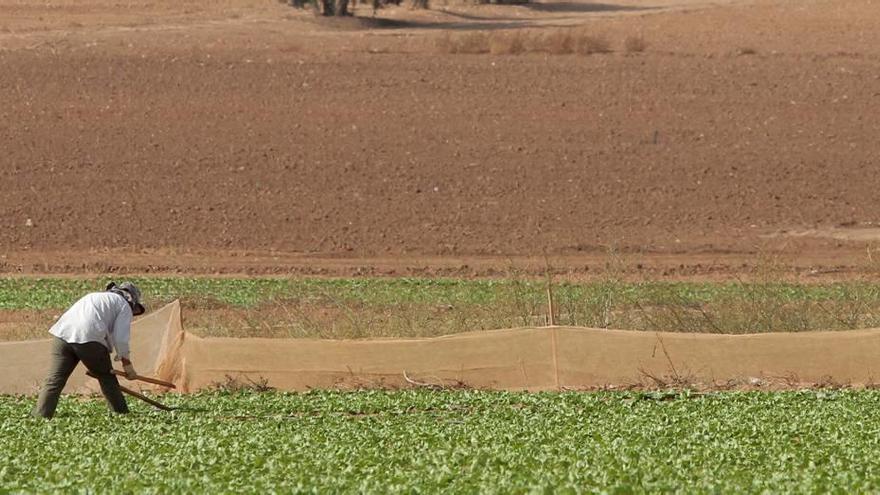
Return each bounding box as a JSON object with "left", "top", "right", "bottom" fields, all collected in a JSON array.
[
  {"left": 522, "top": 2, "right": 650, "bottom": 13},
  {"left": 297, "top": 0, "right": 655, "bottom": 30},
  {"left": 304, "top": 14, "right": 568, "bottom": 30}
]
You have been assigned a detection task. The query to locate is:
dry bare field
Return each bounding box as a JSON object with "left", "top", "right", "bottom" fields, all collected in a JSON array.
[
  {"left": 4, "top": 7, "right": 880, "bottom": 491},
  {"left": 1, "top": 0, "right": 879, "bottom": 278}
]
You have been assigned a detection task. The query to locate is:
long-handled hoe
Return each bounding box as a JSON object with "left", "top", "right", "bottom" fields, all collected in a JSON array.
[{"left": 86, "top": 370, "right": 177, "bottom": 412}]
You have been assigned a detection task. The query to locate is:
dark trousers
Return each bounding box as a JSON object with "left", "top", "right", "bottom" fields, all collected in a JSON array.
[{"left": 33, "top": 337, "right": 129, "bottom": 418}]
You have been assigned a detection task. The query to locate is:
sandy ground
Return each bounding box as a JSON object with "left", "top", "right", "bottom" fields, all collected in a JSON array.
[{"left": 1, "top": 0, "right": 879, "bottom": 277}]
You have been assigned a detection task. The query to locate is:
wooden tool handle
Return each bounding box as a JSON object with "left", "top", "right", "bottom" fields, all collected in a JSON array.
[
  {"left": 86, "top": 371, "right": 174, "bottom": 411},
  {"left": 117, "top": 384, "right": 174, "bottom": 411},
  {"left": 112, "top": 369, "right": 176, "bottom": 389}
]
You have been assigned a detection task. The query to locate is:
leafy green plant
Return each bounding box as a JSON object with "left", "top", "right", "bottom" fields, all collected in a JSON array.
[{"left": 4, "top": 390, "right": 880, "bottom": 492}]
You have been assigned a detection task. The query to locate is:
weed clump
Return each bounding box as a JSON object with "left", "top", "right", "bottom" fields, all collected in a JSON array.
[
  {"left": 624, "top": 35, "right": 648, "bottom": 53},
  {"left": 574, "top": 34, "right": 611, "bottom": 55},
  {"left": 435, "top": 32, "right": 490, "bottom": 54},
  {"left": 8, "top": 273, "right": 880, "bottom": 340},
  {"left": 434, "top": 29, "right": 612, "bottom": 56},
  {"left": 210, "top": 374, "right": 274, "bottom": 393},
  {"left": 542, "top": 31, "right": 575, "bottom": 54},
  {"left": 488, "top": 31, "right": 525, "bottom": 55}
]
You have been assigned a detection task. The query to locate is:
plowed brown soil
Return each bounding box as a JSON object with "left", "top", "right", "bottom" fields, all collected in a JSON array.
[{"left": 2, "top": 0, "right": 879, "bottom": 277}]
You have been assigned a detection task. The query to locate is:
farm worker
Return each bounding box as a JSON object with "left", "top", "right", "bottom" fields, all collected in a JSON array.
[{"left": 32, "top": 282, "right": 146, "bottom": 419}]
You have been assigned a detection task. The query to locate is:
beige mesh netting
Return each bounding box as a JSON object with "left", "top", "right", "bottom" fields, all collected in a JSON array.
[
  {"left": 3, "top": 300, "right": 880, "bottom": 394},
  {"left": 0, "top": 301, "right": 181, "bottom": 395}
]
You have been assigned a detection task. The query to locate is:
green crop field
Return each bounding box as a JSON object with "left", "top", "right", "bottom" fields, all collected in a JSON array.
[
  {"left": 4, "top": 390, "right": 880, "bottom": 493},
  {"left": 4, "top": 277, "right": 880, "bottom": 341},
  {"left": 3, "top": 277, "right": 879, "bottom": 311}
]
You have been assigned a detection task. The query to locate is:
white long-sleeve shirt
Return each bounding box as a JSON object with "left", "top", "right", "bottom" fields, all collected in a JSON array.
[{"left": 49, "top": 292, "right": 133, "bottom": 360}]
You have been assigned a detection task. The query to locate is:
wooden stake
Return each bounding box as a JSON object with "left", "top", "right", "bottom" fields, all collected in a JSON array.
[{"left": 546, "top": 282, "right": 556, "bottom": 326}]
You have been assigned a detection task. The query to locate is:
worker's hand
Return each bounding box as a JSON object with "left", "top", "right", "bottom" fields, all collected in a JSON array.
[{"left": 123, "top": 362, "right": 138, "bottom": 380}]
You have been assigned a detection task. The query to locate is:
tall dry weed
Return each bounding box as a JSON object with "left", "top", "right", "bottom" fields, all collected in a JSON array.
[
  {"left": 434, "top": 31, "right": 490, "bottom": 54},
  {"left": 173, "top": 252, "right": 880, "bottom": 339},
  {"left": 488, "top": 31, "right": 525, "bottom": 55},
  {"left": 435, "top": 29, "right": 611, "bottom": 56},
  {"left": 458, "top": 32, "right": 490, "bottom": 54},
  {"left": 624, "top": 35, "right": 648, "bottom": 53},
  {"left": 433, "top": 32, "right": 453, "bottom": 54},
  {"left": 542, "top": 31, "right": 574, "bottom": 55},
  {"left": 574, "top": 33, "right": 611, "bottom": 55}
]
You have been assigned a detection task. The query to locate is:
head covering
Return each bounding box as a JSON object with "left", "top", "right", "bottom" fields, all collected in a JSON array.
[{"left": 106, "top": 281, "right": 146, "bottom": 316}]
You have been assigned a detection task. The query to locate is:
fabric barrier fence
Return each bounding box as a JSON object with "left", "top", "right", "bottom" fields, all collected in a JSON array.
[
  {"left": 3, "top": 300, "right": 880, "bottom": 394},
  {"left": 0, "top": 301, "right": 182, "bottom": 395}
]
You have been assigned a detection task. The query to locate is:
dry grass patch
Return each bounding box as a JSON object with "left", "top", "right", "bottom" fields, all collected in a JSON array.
[
  {"left": 434, "top": 31, "right": 489, "bottom": 54},
  {"left": 574, "top": 33, "right": 611, "bottom": 55},
  {"left": 541, "top": 30, "right": 575, "bottom": 54},
  {"left": 488, "top": 31, "right": 525, "bottom": 55},
  {"left": 624, "top": 35, "right": 648, "bottom": 53},
  {"left": 9, "top": 273, "right": 880, "bottom": 341},
  {"left": 532, "top": 29, "right": 611, "bottom": 55},
  {"left": 434, "top": 29, "right": 611, "bottom": 56}
]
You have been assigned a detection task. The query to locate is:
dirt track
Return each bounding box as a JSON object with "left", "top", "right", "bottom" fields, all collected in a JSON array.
[{"left": 1, "top": 0, "right": 879, "bottom": 276}]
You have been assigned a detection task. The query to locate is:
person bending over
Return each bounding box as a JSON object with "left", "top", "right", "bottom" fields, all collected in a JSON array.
[{"left": 33, "top": 282, "right": 146, "bottom": 418}]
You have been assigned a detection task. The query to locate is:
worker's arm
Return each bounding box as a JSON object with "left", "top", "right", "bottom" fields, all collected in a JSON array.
[
  {"left": 121, "top": 358, "right": 136, "bottom": 379},
  {"left": 112, "top": 305, "right": 136, "bottom": 379}
]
